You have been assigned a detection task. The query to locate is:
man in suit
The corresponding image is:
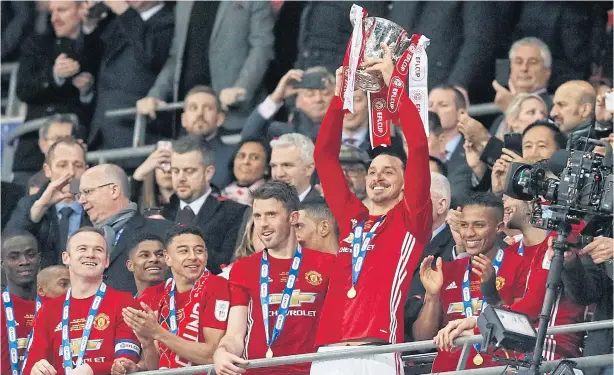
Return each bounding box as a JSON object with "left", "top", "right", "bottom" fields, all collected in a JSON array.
[
  {"left": 83, "top": 0, "right": 173, "bottom": 154},
  {"left": 270, "top": 133, "right": 324, "bottom": 204},
  {"left": 179, "top": 85, "right": 237, "bottom": 190},
  {"left": 550, "top": 80, "right": 597, "bottom": 137},
  {"left": 429, "top": 84, "right": 473, "bottom": 205},
  {"left": 6, "top": 138, "right": 89, "bottom": 269},
  {"left": 163, "top": 135, "right": 247, "bottom": 275},
  {"left": 76, "top": 163, "right": 173, "bottom": 294},
  {"left": 14, "top": 0, "right": 95, "bottom": 185},
  {"left": 403, "top": 172, "right": 456, "bottom": 342},
  {"left": 136, "top": 0, "right": 275, "bottom": 131}
]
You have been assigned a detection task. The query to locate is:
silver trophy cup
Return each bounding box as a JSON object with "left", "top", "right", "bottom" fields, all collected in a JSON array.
[{"left": 352, "top": 17, "right": 412, "bottom": 92}]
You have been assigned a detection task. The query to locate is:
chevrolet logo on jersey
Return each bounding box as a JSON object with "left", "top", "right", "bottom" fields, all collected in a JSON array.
[
  {"left": 17, "top": 338, "right": 28, "bottom": 349},
  {"left": 447, "top": 298, "right": 483, "bottom": 315},
  {"left": 268, "top": 290, "right": 316, "bottom": 307},
  {"left": 57, "top": 339, "right": 103, "bottom": 356}
]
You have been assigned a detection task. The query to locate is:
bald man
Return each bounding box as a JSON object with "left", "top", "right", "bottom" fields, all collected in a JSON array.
[
  {"left": 77, "top": 163, "right": 173, "bottom": 294},
  {"left": 37, "top": 265, "right": 70, "bottom": 299},
  {"left": 551, "top": 80, "right": 596, "bottom": 134}
]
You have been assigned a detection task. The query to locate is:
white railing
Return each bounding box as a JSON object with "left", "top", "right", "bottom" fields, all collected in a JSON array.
[{"left": 1, "top": 63, "right": 24, "bottom": 118}]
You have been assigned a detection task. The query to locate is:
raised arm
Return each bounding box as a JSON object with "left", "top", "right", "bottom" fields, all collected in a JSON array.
[{"left": 396, "top": 92, "right": 432, "bottom": 243}]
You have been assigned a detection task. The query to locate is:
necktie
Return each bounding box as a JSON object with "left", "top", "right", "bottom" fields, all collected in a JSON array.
[
  {"left": 177, "top": 206, "right": 196, "bottom": 226},
  {"left": 58, "top": 206, "right": 74, "bottom": 257}
]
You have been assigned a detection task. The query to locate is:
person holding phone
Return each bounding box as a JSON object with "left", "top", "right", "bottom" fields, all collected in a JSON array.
[{"left": 6, "top": 138, "right": 91, "bottom": 269}]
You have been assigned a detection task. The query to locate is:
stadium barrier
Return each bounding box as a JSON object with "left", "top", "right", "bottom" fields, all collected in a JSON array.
[
  {"left": 1, "top": 62, "right": 23, "bottom": 118},
  {"left": 132, "top": 320, "right": 613, "bottom": 375}
]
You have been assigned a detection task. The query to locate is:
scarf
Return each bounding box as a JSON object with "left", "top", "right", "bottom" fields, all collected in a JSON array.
[
  {"left": 93, "top": 202, "right": 138, "bottom": 252},
  {"left": 222, "top": 179, "right": 265, "bottom": 205}
]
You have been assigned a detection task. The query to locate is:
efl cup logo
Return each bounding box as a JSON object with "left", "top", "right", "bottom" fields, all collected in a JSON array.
[
  {"left": 281, "top": 294, "right": 290, "bottom": 309},
  {"left": 410, "top": 56, "right": 422, "bottom": 81},
  {"left": 2, "top": 292, "right": 10, "bottom": 303},
  {"left": 292, "top": 258, "right": 300, "bottom": 270},
  {"left": 287, "top": 275, "right": 296, "bottom": 288},
  {"left": 260, "top": 283, "right": 267, "bottom": 298},
  {"left": 261, "top": 264, "right": 269, "bottom": 278},
  {"left": 275, "top": 315, "right": 285, "bottom": 329},
  {"left": 387, "top": 76, "right": 404, "bottom": 113},
  {"left": 410, "top": 90, "right": 423, "bottom": 103},
  {"left": 372, "top": 98, "right": 388, "bottom": 137}
]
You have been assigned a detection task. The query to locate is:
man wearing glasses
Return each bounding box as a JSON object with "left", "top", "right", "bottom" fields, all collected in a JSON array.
[
  {"left": 76, "top": 163, "right": 173, "bottom": 294},
  {"left": 6, "top": 137, "right": 90, "bottom": 269}
]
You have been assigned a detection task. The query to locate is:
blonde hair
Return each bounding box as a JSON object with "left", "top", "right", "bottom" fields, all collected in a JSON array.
[
  {"left": 498, "top": 93, "right": 547, "bottom": 139},
  {"left": 232, "top": 218, "right": 257, "bottom": 262}
]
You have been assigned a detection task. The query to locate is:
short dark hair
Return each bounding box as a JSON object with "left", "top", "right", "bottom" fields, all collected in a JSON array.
[
  {"left": 184, "top": 85, "right": 223, "bottom": 113},
  {"left": 229, "top": 138, "right": 271, "bottom": 181},
  {"left": 251, "top": 180, "right": 300, "bottom": 213},
  {"left": 461, "top": 192, "right": 504, "bottom": 222},
  {"left": 128, "top": 232, "right": 164, "bottom": 257},
  {"left": 523, "top": 120, "right": 568, "bottom": 150},
  {"left": 1, "top": 229, "right": 38, "bottom": 257},
  {"left": 45, "top": 137, "right": 86, "bottom": 164},
  {"left": 299, "top": 201, "right": 339, "bottom": 238},
  {"left": 428, "top": 111, "right": 443, "bottom": 136},
  {"left": 67, "top": 227, "right": 106, "bottom": 252},
  {"left": 172, "top": 135, "right": 215, "bottom": 166},
  {"left": 164, "top": 225, "right": 207, "bottom": 249},
  {"left": 433, "top": 84, "right": 467, "bottom": 110},
  {"left": 429, "top": 156, "right": 448, "bottom": 177},
  {"left": 371, "top": 146, "right": 407, "bottom": 170},
  {"left": 39, "top": 113, "right": 80, "bottom": 140}
]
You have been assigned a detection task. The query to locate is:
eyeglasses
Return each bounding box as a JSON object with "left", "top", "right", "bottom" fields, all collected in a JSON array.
[{"left": 75, "top": 183, "right": 115, "bottom": 200}]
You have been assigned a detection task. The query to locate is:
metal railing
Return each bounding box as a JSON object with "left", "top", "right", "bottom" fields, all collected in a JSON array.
[
  {"left": 134, "top": 320, "right": 613, "bottom": 375},
  {"left": 1, "top": 63, "right": 24, "bottom": 118}
]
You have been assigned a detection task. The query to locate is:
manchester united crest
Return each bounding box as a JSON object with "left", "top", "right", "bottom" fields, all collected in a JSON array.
[
  {"left": 305, "top": 271, "right": 323, "bottom": 286},
  {"left": 495, "top": 276, "right": 505, "bottom": 291},
  {"left": 94, "top": 313, "right": 110, "bottom": 331}
]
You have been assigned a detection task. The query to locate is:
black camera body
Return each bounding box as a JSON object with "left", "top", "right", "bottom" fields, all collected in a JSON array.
[{"left": 504, "top": 135, "right": 613, "bottom": 243}]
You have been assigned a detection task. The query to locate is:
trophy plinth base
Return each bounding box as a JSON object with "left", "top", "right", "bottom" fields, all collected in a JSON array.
[{"left": 355, "top": 70, "right": 385, "bottom": 92}]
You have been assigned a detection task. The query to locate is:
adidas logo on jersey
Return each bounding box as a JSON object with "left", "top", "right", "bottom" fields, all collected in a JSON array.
[{"left": 445, "top": 282, "right": 458, "bottom": 290}]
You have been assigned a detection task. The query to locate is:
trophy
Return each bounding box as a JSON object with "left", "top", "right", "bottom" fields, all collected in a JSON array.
[{"left": 341, "top": 4, "right": 430, "bottom": 149}]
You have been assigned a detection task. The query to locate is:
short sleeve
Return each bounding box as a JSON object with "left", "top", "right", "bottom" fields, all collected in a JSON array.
[
  {"left": 229, "top": 259, "right": 251, "bottom": 307},
  {"left": 201, "top": 276, "right": 230, "bottom": 330}
]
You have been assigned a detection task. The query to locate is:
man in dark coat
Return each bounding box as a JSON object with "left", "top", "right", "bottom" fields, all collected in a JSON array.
[
  {"left": 84, "top": 1, "right": 174, "bottom": 154},
  {"left": 14, "top": 1, "right": 94, "bottom": 184}
]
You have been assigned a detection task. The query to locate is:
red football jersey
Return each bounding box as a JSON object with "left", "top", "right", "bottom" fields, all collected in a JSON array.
[
  {"left": 139, "top": 272, "right": 230, "bottom": 369},
  {"left": 22, "top": 286, "right": 140, "bottom": 375},
  {"left": 1, "top": 293, "right": 37, "bottom": 374},
  {"left": 314, "top": 95, "right": 432, "bottom": 347},
  {"left": 508, "top": 232, "right": 585, "bottom": 360},
  {"left": 229, "top": 248, "right": 334, "bottom": 375},
  {"left": 432, "top": 250, "right": 530, "bottom": 372}
]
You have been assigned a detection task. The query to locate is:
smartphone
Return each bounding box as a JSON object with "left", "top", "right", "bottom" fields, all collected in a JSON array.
[
  {"left": 292, "top": 72, "right": 327, "bottom": 90},
  {"left": 605, "top": 91, "right": 614, "bottom": 112},
  {"left": 55, "top": 38, "right": 80, "bottom": 62},
  {"left": 495, "top": 58, "right": 511, "bottom": 86},
  {"left": 504, "top": 133, "right": 523, "bottom": 156},
  {"left": 69, "top": 179, "right": 80, "bottom": 195},
  {"left": 156, "top": 140, "right": 172, "bottom": 172}
]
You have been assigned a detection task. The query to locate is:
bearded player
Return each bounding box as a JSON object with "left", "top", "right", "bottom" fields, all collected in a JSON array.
[
  {"left": 214, "top": 180, "right": 334, "bottom": 375},
  {"left": 310, "top": 45, "right": 432, "bottom": 375},
  {"left": 119, "top": 225, "right": 229, "bottom": 372},
  {"left": 1, "top": 230, "right": 42, "bottom": 375},
  {"left": 23, "top": 227, "right": 140, "bottom": 375},
  {"left": 414, "top": 193, "right": 530, "bottom": 372}
]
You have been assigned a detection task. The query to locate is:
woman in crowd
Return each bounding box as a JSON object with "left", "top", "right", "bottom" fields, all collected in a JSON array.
[
  {"left": 496, "top": 93, "right": 548, "bottom": 139},
  {"left": 130, "top": 146, "right": 174, "bottom": 211},
  {"left": 221, "top": 138, "right": 270, "bottom": 205}
]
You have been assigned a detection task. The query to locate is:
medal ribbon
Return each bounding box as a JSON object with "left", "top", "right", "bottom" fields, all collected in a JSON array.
[
  {"left": 20, "top": 295, "right": 41, "bottom": 374},
  {"left": 61, "top": 283, "right": 107, "bottom": 371},
  {"left": 3, "top": 289, "right": 42, "bottom": 375},
  {"left": 351, "top": 216, "right": 385, "bottom": 289},
  {"left": 462, "top": 249, "right": 504, "bottom": 353},
  {"left": 259, "top": 245, "right": 303, "bottom": 352},
  {"left": 166, "top": 277, "right": 179, "bottom": 335}
]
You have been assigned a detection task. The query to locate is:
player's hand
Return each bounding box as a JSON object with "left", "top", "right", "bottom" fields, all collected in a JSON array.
[
  {"left": 434, "top": 317, "right": 477, "bottom": 352},
  {"left": 546, "top": 236, "right": 577, "bottom": 264},
  {"left": 54, "top": 53, "right": 80, "bottom": 79},
  {"left": 31, "top": 360, "right": 58, "bottom": 375},
  {"left": 362, "top": 43, "right": 394, "bottom": 88},
  {"left": 219, "top": 87, "right": 247, "bottom": 111},
  {"left": 214, "top": 347, "right": 248, "bottom": 375},
  {"left": 335, "top": 66, "right": 344, "bottom": 97},
  {"left": 471, "top": 253, "right": 495, "bottom": 283},
  {"left": 419, "top": 256, "right": 444, "bottom": 297},
  {"left": 136, "top": 96, "right": 165, "bottom": 119},
  {"left": 579, "top": 236, "right": 614, "bottom": 265},
  {"left": 70, "top": 363, "right": 93, "bottom": 375},
  {"left": 271, "top": 69, "right": 303, "bottom": 104},
  {"left": 492, "top": 80, "right": 515, "bottom": 112},
  {"left": 111, "top": 358, "right": 138, "bottom": 375},
  {"left": 122, "top": 302, "right": 160, "bottom": 341}
]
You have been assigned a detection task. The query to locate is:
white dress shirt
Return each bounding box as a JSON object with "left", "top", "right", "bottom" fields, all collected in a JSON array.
[{"left": 179, "top": 189, "right": 212, "bottom": 217}]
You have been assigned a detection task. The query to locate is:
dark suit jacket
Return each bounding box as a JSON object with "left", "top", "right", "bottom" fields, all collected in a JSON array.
[
  {"left": 404, "top": 225, "right": 455, "bottom": 342},
  {"left": 86, "top": 6, "right": 174, "bottom": 151},
  {"left": 207, "top": 135, "right": 236, "bottom": 191},
  {"left": 14, "top": 32, "right": 94, "bottom": 172},
  {"left": 5, "top": 189, "right": 91, "bottom": 269},
  {"left": 104, "top": 214, "right": 173, "bottom": 294},
  {"left": 1, "top": 182, "right": 24, "bottom": 231},
  {"left": 301, "top": 186, "right": 325, "bottom": 204},
  {"left": 163, "top": 194, "right": 247, "bottom": 275},
  {"left": 445, "top": 138, "right": 473, "bottom": 207}
]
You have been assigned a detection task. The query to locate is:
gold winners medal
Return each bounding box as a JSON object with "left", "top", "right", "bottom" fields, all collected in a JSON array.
[
  {"left": 347, "top": 286, "right": 357, "bottom": 299},
  {"left": 473, "top": 353, "right": 484, "bottom": 366},
  {"left": 266, "top": 347, "right": 273, "bottom": 358}
]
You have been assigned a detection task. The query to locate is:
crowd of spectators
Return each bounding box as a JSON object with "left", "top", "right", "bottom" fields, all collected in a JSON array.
[{"left": 1, "top": 1, "right": 613, "bottom": 375}]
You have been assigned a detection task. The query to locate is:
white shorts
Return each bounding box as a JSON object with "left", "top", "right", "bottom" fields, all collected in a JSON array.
[{"left": 309, "top": 346, "right": 403, "bottom": 375}]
